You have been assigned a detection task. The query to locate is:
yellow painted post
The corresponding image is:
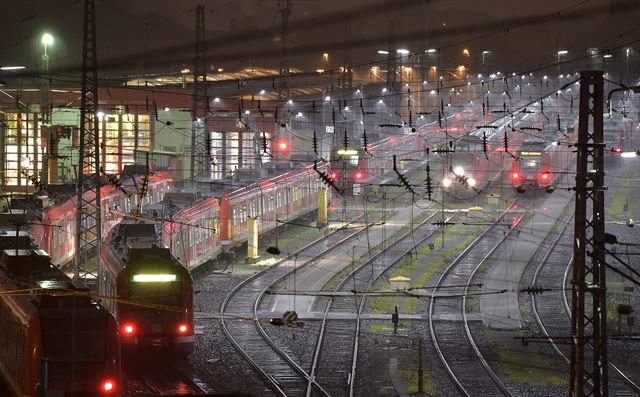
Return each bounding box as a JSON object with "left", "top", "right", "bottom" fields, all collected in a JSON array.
[
  {"left": 247, "top": 217, "right": 260, "bottom": 259},
  {"left": 317, "top": 188, "right": 328, "bottom": 227}
]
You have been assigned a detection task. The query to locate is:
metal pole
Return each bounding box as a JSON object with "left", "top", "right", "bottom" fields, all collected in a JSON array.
[{"left": 569, "top": 70, "right": 607, "bottom": 397}]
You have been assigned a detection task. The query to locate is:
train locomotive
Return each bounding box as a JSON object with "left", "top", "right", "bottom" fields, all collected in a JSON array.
[
  {"left": 100, "top": 221, "right": 194, "bottom": 359},
  {"left": 0, "top": 243, "right": 120, "bottom": 396},
  {"left": 511, "top": 139, "right": 572, "bottom": 193}
]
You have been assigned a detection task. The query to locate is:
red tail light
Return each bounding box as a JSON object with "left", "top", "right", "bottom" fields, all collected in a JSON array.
[
  {"left": 355, "top": 172, "right": 363, "bottom": 179},
  {"left": 102, "top": 379, "right": 116, "bottom": 394},
  {"left": 330, "top": 172, "right": 337, "bottom": 179},
  {"left": 512, "top": 172, "right": 519, "bottom": 179},
  {"left": 541, "top": 172, "right": 549, "bottom": 180},
  {"left": 178, "top": 324, "right": 189, "bottom": 334},
  {"left": 122, "top": 323, "right": 136, "bottom": 336}
]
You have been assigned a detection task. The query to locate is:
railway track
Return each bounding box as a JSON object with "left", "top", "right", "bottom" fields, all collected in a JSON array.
[
  {"left": 306, "top": 210, "right": 457, "bottom": 396},
  {"left": 220, "top": 213, "right": 385, "bottom": 396},
  {"left": 123, "top": 366, "right": 208, "bottom": 396},
  {"left": 429, "top": 203, "right": 523, "bottom": 397},
  {"left": 530, "top": 214, "right": 640, "bottom": 396}
]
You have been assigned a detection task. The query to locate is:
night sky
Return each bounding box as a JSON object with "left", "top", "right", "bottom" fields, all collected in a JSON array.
[{"left": 1, "top": 0, "right": 638, "bottom": 82}]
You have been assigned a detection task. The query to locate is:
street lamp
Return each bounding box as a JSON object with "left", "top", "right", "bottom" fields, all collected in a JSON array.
[{"left": 41, "top": 33, "right": 54, "bottom": 185}]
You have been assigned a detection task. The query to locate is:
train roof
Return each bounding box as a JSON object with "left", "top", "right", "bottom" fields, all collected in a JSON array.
[
  {"left": 108, "top": 221, "right": 164, "bottom": 259},
  {"left": 0, "top": 249, "right": 86, "bottom": 291}
]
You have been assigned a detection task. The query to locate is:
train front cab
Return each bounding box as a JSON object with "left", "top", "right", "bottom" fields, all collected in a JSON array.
[
  {"left": 116, "top": 247, "right": 194, "bottom": 359},
  {"left": 38, "top": 295, "right": 121, "bottom": 396}
]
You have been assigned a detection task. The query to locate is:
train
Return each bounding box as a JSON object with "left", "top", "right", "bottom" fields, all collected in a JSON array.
[
  {"left": 0, "top": 228, "right": 120, "bottom": 396},
  {"left": 156, "top": 162, "right": 331, "bottom": 271},
  {"left": 332, "top": 133, "right": 427, "bottom": 192},
  {"left": 30, "top": 170, "right": 173, "bottom": 270},
  {"left": 511, "top": 139, "right": 573, "bottom": 193},
  {"left": 99, "top": 221, "right": 194, "bottom": 359}
]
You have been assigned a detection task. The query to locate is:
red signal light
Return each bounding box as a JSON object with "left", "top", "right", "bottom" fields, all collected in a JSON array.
[
  {"left": 178, "top": 324, "right": 189, "bottom": 334},
  {"left": 541, "top": 172, "right": 549, "bottom": 180},
  {"left": 279, "top": 142, "right": 288, "bottom": 150},
  {"left": 122, "top": 323, "right": 136, "bottom": 336},
  {"left": 355, "top": 171, "right": 363, "bottom": 179},
  {"left": 102, "top": 379, "right": 115, "bottom": 394},
  {"left": 330, "top": 173, "right": 338, "bottom": 179},
  {"left": 512, "top": 172, "right": 519, "bottom": 179}
]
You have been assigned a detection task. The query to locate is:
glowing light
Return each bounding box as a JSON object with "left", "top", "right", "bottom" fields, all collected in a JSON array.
[
  {"left": 512, "top": 172, "right": 520, "bottom": 179},
  {"left": 41, "top": 33, "right": 54, "bottom": 46},
  {"left": 164, "top": 107, "right": 170, "bottom": 112},
  {"left": 296, "top": 112, "right": 302, "bottom": 117},
  {"left": 279, "top": 142, "right": 288, "bottom": 150},
  {"left": 468, "top": 178, "right": 476, "bottom": 187},
  {"left": 132, "top": 274, "right": 177, "bottom": 282},
  {"left": 355, "top": 171, "right": 363, "bottom": 179},
  {"left": 259, "top": 89, "right": 266, "bottom": 95},
  {"left": 122, "top": 323, "right": 136, "bottom": 336},
  {"left": 0, "top": 65, "right": 26, "bottom": 71},
  {"left": 102, "top": 380, "right": 115, "bottom": 393},
  {"left": 337, "top": 148, "right": 358, "bottom": 155},
  {"left": 462, "top": 48, "right": 470, "bottom": 57},
  {"left": 453, "top": 166, "right": 464, "bottom": 176},
  {"left": 287, "top": 99, "right": 293, "bottom": 105},
  {"left": 213, "top": 97, "right": 220, "bottom": 102},
  {"left": 245, "top": 110, "right": 250, "bottom": 115},
  {"left": 557, "top": 50, "right": 568, "bottom": 55},
  {"left": 325, "top": 96, "right": 331, "bottom": 102},
  {"left": 442, "top": 178, "right": 452, "bottom": 188},
  {"left": 426, "top": 48, "right": 437, "bottom": 53},
  {"left": 178, "top": 324, "right": 189, "bottom": 334},
  {"left": 377, "top": 50, "right": 389, "bottom": 55},
  {"left": 396, "top": 49, "right": 410, "bottom": 55}
]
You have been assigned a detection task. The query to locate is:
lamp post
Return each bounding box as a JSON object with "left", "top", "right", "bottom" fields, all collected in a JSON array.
[{"left": 41, "top": 33, "right": 54, "bottom": 185}]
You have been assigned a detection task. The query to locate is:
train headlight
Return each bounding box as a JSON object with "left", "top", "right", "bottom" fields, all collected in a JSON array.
[
  {"left": 178, "top": 324, "right": 189, "bottom": 334},
  {"left": 453, "top": 166, "right": 464, "bottom": 177}
]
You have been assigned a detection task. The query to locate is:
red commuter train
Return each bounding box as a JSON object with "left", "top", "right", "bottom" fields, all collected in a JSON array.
[
  {"left": 0, "top": 246, "right": 120, "bottom": 397},
  {"left": 31, "top": 171, "right": 173, "bottom": 269},
  {"left": 100, "top": 222, "right": 194, "bottom": 359},
  {"left": 511, "top": 139, "right": 573, "bottom": 192},
  {"left": 162, "top": 192, "right": 221, "bottom": 271}
]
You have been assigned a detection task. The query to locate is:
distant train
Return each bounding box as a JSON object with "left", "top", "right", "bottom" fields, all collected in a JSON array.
[
  {"left": 332, "top": 133, "right": 427, "bottom": 192},
  {"left": 0, "top": 233, "right": 120, "bottom": 396},
  {"left": 100, "top": 222, "right": 194, "bottom": 359},
  {"left": 511, "top": 139, "right": 573, "bottom": 193},
  {"left": 30, "top": 171, "right": 173, "bottom": 269}
]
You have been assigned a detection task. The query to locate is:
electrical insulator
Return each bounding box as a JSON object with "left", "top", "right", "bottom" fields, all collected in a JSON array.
[
  {"left": 312, "top": 130, "right": 319, "bottom": 155},
  {"left": 482, "top": 131, "right": 488, "bottom": 157}
]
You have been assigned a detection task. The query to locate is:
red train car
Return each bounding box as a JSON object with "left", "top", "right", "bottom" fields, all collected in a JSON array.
[
  {"left": 0, "top": 248, "right": 120, "bottom": 397},
  {"left": 30, "top": 171, "right": 173, "bottom": 269},
  {"left": 219, "top": 162, "right": 328, "bottom": 246},
  {"left": 163, "top": 193, "right": 221, "bottom": 270},
  {"left": 100, "top": 222, "right": 194, "bottom": 359}
]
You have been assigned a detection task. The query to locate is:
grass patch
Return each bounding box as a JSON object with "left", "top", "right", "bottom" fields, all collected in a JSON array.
[
  {"left": 484, "top": 329, "right": 566, "bottom": 385},
  {"left": 398, "top": 367, "right": 438, "bottom": 396},
  {"left": 370, "top": 222, "right": 484, "bottom": 314}
]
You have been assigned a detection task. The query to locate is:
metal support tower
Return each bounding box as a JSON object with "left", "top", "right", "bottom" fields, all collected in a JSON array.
[
  {"left": 385, "top": 20, "right": 397, "bottom": 90},
  {"left": 569, "top": 70, "right": 608, "bottom": 397},
  {"left": 277, "top": 0, "right": 292, "bottom": 98},
  {"left": 74, "top": 0, "right": 101, "bottom": 282},
  {"left": 190, "top": 4, "right": 209, "bottom": 181}
]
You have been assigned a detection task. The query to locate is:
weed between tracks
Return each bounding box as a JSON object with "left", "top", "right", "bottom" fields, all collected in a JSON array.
[{"left": 483, "top": 328, "right": 566, "bottom": 385}]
